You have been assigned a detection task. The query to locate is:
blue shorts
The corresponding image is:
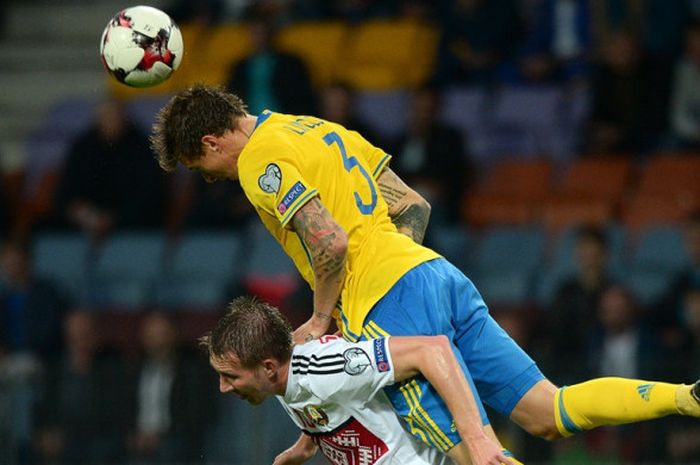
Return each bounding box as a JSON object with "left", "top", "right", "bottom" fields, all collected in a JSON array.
[{"left": 359, "top": 258, "right": 544, "bottom": 451}]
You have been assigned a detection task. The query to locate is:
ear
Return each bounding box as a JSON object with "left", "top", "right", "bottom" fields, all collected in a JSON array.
[
  {"left": 261, "top": 358, "right": 279, "bottom": 379},
  {"left": 201, "top": 134, "right": 219, "bottom": 153}
]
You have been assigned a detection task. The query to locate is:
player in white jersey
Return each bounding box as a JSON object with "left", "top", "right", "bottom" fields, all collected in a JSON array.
[
  {"left": 278, "top": 335, "right": 452, "bottom": 465},
  {"left": 200, "top": 296, "right": 520, "bottom": 465}
]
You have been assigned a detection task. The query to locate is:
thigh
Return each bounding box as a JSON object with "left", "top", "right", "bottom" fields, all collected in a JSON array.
[
  {"left": 361, "top": 261, "right": 491, "bottom": 450},
  {"left": 449, "top": 268, "right": 545, "bottom": 417}
]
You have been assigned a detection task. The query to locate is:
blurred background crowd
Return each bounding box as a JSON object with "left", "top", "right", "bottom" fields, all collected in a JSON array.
[{"left": 1, "top": 0, "right": 700, "bottom": 464}]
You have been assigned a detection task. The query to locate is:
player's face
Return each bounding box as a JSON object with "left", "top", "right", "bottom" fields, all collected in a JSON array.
[
  {"left": 185, "top": 129, "right": 246, "bottom": 182},
  {"left": 210, "top": 353, "right": 269, "bottom": 405}
]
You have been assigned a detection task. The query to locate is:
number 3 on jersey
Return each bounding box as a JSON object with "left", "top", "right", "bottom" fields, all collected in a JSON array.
[{"left": 323, "top": 131, "right": 377, "bottom": 215}]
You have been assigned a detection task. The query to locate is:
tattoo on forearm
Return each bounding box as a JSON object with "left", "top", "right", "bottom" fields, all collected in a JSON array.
[
  {"left": 394, "top": 203, "right": 429, "bottom": 244},
  {"left": 378, "top": 181, "right": 407, "bottom": 208},
  {"left": 292, "top": 199, "right": 346, "bottom": 280}
]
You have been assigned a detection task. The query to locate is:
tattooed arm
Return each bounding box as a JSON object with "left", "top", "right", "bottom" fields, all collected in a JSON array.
[
  {"left": 377, "top": 167, "right": 431, "bottom": 244},
  {"left": 291, "top": 197, "right": 348, "bottom": 343}
]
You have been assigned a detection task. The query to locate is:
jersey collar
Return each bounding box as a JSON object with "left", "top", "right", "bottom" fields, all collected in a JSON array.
[{"left": 253, "top": 109, "right": 273, "bottom": 133}]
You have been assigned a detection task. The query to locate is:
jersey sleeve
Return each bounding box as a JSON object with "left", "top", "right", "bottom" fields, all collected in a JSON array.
[
  {"left": 343, "top": 129, "right": 391, "bottom": 180},
  {"left": 238, "top": 141, "right": 320, "bottom": 228},
  {"left": 294, "top": 337, "right": 395, "bottom": 406}
]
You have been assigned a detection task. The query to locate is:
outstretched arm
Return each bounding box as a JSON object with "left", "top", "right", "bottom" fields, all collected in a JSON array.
[
  {"left": 272, "top": 433, "right": 317, "bottom": 465},
  {"left": 389, "top": 336, "right": 513, "bottom": 465},
  {"left": 291, "top": 197, "right": 348, "bottom": 344},
  {"left": 377, "top": 167, "right": 431, "bottom": 244}
]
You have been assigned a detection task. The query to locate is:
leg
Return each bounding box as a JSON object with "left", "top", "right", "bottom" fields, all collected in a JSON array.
[{"left": 511, "top": 377, "right": 700, "bottom": 440}]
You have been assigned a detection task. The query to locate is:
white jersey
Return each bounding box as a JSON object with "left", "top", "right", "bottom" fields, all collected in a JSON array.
[{"left": 278, "top": 335, "right": 453, "bottom": 465}]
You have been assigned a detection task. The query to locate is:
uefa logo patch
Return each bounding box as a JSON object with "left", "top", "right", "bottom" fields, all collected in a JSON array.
[
  {"left": 278, "top": 181, "right": 306, "bottom": 214},
  {"left": 373, "top": 338, "right": 390, "bottom": 372}
]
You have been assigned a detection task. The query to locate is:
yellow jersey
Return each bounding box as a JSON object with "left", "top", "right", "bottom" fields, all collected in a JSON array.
[{"left": 238, "top": 111, "right": 440, "bottom": 340}]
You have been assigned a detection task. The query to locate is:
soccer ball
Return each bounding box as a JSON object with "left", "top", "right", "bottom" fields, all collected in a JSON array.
[{"left": 100, "top": 6, "right": 183, "bottom": 88}]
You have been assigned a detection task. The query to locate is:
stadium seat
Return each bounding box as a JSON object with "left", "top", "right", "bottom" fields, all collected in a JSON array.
[
  {"left": 621, "top": 193, "right": 691, "bottom": 230},
  {"left": 90, "top": 232, "right": 167, "bottom": 309},
  {"left": 339, "top": 19, "right": 438, "bottom": 90},
  {"left": 462, "top": 193, "right": 535, "bottom": 228},
  {"left": 470, "top": 269, "right": 534, "bottom": 307},
  {"left": 478, "top": 159, "right": 553, "bottom": 200},
  {"left": 628, "top": 225, "right": 688, "bottom": 272},
  {"left": 32, "top": 232, "right": 92, "bottom": 304},
  {"left": 463, "top": 159, "right": 553, "bottom": 227},
  {"left": 186, "top": 23, "right": 253, "bottom": 87},
  {"left": 472, "top": 226, "right": 545, "bottom": 274},
  {"left": 557, "top": 157, "right": 633, "bottom": 204},
  {"left": 427, "top": 224, "right": 472, "bottom": 271},
  {"left": 275, "top": 21, "right": 348, "bottom": 86},
  {"left": 621, "top": 268, "right": 672, "bottom": 306},
  {"left": 633, "top": 154, "right": 700, "bottom": 217},
  {"left": 156, "top": 231, "right": 243, "bottom": 309},
  {"left": 540, "top": 197, "right": 615, "bottom": 232}
]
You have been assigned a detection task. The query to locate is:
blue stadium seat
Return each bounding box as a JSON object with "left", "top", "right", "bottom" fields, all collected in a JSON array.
[
  {"left": 32, "top": 232, "right": 92, "bottom": 304},
  {"left": 629, "top": 225, "right": 688, "bottom": 273},
  {"left": 156, "top": 231, "right": 244, "bottom": 309},
  {"left": 427, "top": 224, "right": 472, "bottom": 271},
  {"left": 472, "top": 226, "right": 545, "bottom": 274},
  {"left": 89, "top": 232, "right": 167, "bottom": 309},
  {"left": 622, "top": 268, "right": 672, "bottom": 306},
  {"left": 466, "top": 226, "right": 546, "bottom": 305}
]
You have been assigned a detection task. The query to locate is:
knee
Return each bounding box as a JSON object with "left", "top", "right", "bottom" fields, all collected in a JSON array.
[{"left": 520, "top": 417, "right": 563, "bottom": 442}]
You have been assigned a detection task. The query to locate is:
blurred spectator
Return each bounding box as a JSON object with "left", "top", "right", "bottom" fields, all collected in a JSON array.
[
  {"left": 0, "top": 239, "right": 65, "bottom": 361},
  {"left": 226, "top": 15, "right": 317, "bottom": 115},
  {"left": 586, "top": 29, "right": 659, "bottom": 154},
  {"left": 34, "top": 311, "right": 130, "bottom": 465},
  {"left": 183, "top": 175, "right": 254, "bottom": 231},
  {"left": 433, "top": 0, "right": 522, "bottom": 87},
  {"left": 319, "top": 82, "right": 382, "bottom": 146},
  {"left": 165, "top": 0, "right": 224, "bottom": 25},
  {"left": 669, "top": 20, "right": 700, "bottom": 150},
  {"left": 591, "top": 285, "right": 659, "bottom": 379},
  {"left": 127, "top": 313, "right": 211, "bottom": 464},
  {"left": 584, "top": 284, "right": 665, "bottom": 462},
  {"left": 653, "top": 212, "right": 700, "bottom": 351},
  {"left": 659, "top": 286, "right": 700, "bottom": 463},
  {"left": 548, "top": 225, "right": 613, "bottom": 382},
  {"left": 388, "top": 86, "right": 471, "bottom": 226},
  {"left": 513, "top": 0, "right": 591, "bottom": 84},
  {"left": 49, "top": 99, "right": 167, "bottom": 239},
  {"left": 0, "top": 238, "right": 66, "bottom": 464}
]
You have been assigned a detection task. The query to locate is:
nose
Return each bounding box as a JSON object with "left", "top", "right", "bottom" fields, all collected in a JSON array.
[{"left": 203, "top": 174, "right": 217, "bottom": 183}]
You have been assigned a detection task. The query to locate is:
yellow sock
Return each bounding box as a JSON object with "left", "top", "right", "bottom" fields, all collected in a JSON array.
[{"left": 553, "top": 377, "right": 681, "bottom": 437}]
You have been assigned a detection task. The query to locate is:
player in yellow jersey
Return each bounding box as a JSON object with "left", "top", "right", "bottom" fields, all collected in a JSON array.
[{"left": 151, "top": 85, "right": 700, "bottom": 464}]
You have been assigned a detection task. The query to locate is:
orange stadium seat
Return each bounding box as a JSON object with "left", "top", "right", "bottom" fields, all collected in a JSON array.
[
  {"left": 339, "top": 19, "right": 438, "bottom": 90},
  {"left": 621, "top": 192, "right": 693, "bottom": 230},
  {"left": 478, "top": 159, "right": 553, "bottom": 200},
  {"left": 462, "top": 159, "right": 553, "bottom": 228},
  {"left": 540, "top": 197, "right": 615, "bottom": 232},
  {"left": 275, "top": 21, "right": 348, "bottom": 87},
  {"left": 462, "top": 194, "right": 535, "bottom": 228},
  {"left": 558, "top": 157, "right": 633, "bottom": 204},
  {"left": 636, "top": 153, "right": 700, "bottom": 201}
]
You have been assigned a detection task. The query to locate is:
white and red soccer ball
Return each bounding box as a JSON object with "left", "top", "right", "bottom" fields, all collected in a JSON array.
[{"left": 100, "top": 6, "right": 183, "bottom": 88}]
